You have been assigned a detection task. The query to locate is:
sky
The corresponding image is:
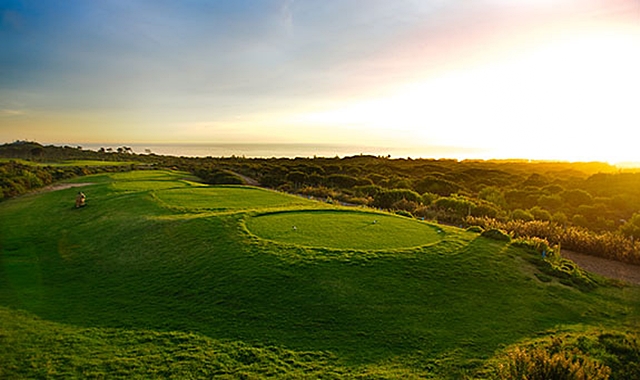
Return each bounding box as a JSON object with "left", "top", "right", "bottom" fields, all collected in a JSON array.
[{"left": 1, "top": 0, "right": 639, "bottom": 162}]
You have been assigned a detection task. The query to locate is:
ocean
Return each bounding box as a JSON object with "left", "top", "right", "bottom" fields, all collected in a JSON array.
[{"left": 76, "top": 143, "right": 483, "bottom": 160}]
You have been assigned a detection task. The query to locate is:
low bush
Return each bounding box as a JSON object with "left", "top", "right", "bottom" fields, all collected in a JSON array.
[
  {"left": 466, "top": 226, "right": 483, "bottom": 233},
  {"left": 511, "top": 236, "right": 552, "bottom": 256},
  {"left": 395, "top": 210, "right": 413, "bottom": 218},
  {"left": 488, "top": 331, "right": 640, "bottom": 380},
  {"left": 481, "top": 229, "right": 511, "bottom": 242},
  {"left": 496, "top": 346, "right": 610, "bottom": 380},
  {"left": 467, "top": 217, "right": 640, "bottom": 265}
]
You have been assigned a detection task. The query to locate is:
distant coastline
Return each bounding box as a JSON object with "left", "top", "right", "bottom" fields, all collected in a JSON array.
[{"left": 63, "top": 142, "right": 485, "bottom": 160}]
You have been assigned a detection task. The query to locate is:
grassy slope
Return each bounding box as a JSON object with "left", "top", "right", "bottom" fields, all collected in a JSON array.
[{"left": 1, "top": 170, "right": 639, "bottom": 378}]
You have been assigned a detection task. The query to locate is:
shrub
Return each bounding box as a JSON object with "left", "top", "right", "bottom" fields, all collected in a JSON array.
[
  {"left": 598, "top": 333, "right": 640, "bottom": 379},
  {"left": 530, "top": 206, "right": 552, "bottom": 222},
  {"left": 421, "top": 191, "right": 439, "bottom": 205},
  {"left": 414, "top": 175, "right": 461, "bottom": 196},
  {"left": 372, "top": 188, "right": 421, "bottom": 209},
  {"left": 552, "top": 212, "right": 569, "bottom": 225},
  {"left": 497, "top": 346, "right": 610, "bottom": 380},
  {"left": 297, "top": 186, "right": 339, "bottom": 199},
  {"left": 354, "top": 184, "right": 384, "bottom": 198},
  {"left": 481, "top": 229, "right": 511, "bottom": 242},
  {"left": 619, "top": 213, "right": 640, "bottom": 240},
  {"left": 466, "top": 216, "right": 640, "bottom": 265},
  {"left": 392, "top": 198, "right": 419, "bottom": 213},
  {"left": 395, "top": 210, "right": 413, "bottom": 218},
  {"left": 466, "top": 226, "right": 483, "bottom": 233},
  {"left": 512, "top": 209, "right": 535, "bottom": 222},
  {"left": 562, "top": 189, "right": 594, "bottom": 207},
  {"left": 511, "top": 236, "right": 551, "bottom": 256}
]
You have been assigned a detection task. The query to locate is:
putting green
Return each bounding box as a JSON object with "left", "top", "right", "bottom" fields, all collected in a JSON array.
[{"left": 246, "top": 210, "right": 445, "bottom": 250}]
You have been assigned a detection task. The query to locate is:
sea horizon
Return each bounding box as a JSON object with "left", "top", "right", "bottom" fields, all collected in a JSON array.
[
  {"left": 56, "top": 142, "right": 488, "bottom": 161},
  {"left": 11, "top": 141, "right": 638, "bottom": 167}
]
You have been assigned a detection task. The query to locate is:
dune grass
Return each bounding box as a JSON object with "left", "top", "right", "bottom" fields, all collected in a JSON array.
[{"left": 1, "top": 170, "right": 639, "bottom": 378}]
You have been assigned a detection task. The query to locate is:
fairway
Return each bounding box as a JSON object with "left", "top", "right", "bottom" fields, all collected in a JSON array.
[
  {"left": 153, "top": 186, "right": 316, "bottom": 212},
  {"left": 246, "top": 210, "right": 445, "bottom": 250},
  {"left": 1, "top": 169, "right": 639, "bottom": 379}
]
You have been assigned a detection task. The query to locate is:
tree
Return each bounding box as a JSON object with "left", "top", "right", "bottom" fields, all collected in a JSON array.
[
  {"left": 537, "top": 194, "right": 563, "bottom": 212},
  {"left": 326, "top": 174, "right": 358, "bottom": 189},
  {"left": 562, "top": 189, "right": 593, "bottom": 207},
  {"left": 414, "top": 175, "right": 461, "bottom": 196},
  {"left": 286, "top": 171, "right": 308, "bottom": 188},
  {"left": 552, "top": 212, "right": 568, "bottom": 225},
  {"left": 373, "top": 189, "right": 421, "bottom": 209},
  {"left": 529, "top": 206, "right": 551, "bottom": 222},
  {"left": 511, "top": 209, "right": 534, "bottom": 222},
  {"left": 479, "top": 186, "right": 507, "bottom": 209}
]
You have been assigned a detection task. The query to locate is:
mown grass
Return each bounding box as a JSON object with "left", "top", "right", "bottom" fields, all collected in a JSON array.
[
  {"left": 153, "top": 186, "right": 319, "bottom": 213},
  {"left": 1, "top": 170, "right": 639, "bottom": 379},
  {"left": 246, "top": 210, "right": 444, "bottom": 250}
]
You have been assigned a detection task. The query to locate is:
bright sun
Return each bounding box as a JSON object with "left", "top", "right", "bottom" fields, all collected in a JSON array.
[{"left": 293, "top": 27, "right": 640, "bottom": 163}]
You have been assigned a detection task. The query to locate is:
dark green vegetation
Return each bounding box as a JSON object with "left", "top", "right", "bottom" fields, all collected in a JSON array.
[{"left": 1, "top": 169, "right": 639, "bottom": 378}]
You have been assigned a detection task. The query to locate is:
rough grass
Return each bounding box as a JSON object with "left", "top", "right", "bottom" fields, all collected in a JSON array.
[{"left": 1, "top": 170, "right": 639, "bottom": 379}]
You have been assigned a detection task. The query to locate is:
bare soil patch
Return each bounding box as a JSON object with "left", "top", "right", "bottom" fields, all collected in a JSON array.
[
  {"left": 562, "top": 249, "right": 640, "bottom": 285},
  {"left": 39, "top": 183, "right": 94, "bottom": 193}
]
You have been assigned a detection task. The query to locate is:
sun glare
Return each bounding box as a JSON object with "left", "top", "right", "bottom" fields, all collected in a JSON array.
[{"left": 292, "top": 27, "right": 640, "bottom": 163}]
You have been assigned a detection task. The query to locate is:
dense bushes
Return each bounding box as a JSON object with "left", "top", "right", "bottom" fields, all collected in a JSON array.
[
  {"left": 467, "top": 217, "right": 640, "bottom": 265},
  {"left": 497, "top": 346, "right": 610, "bottom": 380},
  {"left": 481, "top": 229, "right": 511, "bottom": 242},
  {"left": 193, "top": 167, "right": 244, "bottom": 185},
  {"left": 372, "top": 189, "right": 421, "bottom": 209},
  {"left": 490, "top": 331, "right": 640, "bottom": 380},
  {"left": 0, "top": 161, "right": 132, "bottom": 200}
]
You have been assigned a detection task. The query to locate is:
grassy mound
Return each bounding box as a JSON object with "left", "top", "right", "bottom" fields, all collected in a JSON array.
[
  {"left": 246, "top": 210, "right": 445, "bottom": 250},
  {"left": 1, "top": 169, "right": 639, "bottom": 378}
]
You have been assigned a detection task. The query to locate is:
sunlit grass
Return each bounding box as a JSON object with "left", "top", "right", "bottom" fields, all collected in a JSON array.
[
  {"left": 153, "top": 186, "right": 318, "bottom": 212},
  {"left": 0, "top": 170, "right": 638, "bottom": 378},
  {"left": 247, "top": 210, "right": 445, "bottom": 250}
]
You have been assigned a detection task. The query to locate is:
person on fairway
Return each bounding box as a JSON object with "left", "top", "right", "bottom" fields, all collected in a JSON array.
[{"left": 75, "top": 191, "right": 86, "bottom": 208}]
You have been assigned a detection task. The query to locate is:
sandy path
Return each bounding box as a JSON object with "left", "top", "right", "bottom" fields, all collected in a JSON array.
[
  {"left": 232, "top": 172, "right": 260, "bottom": 186},
  {"left": 561, "top": 250, "right": 640, "bottom": 285},
  {"left": 38, "top": 183, "right": 94, "bottom": 193}
]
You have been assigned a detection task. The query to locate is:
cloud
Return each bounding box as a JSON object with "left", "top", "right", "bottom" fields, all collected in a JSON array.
[{"left": 0, "top": 109, "right": 26, "bottom": 117}]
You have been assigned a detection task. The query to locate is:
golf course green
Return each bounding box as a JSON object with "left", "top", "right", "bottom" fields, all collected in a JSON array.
[
  {"left": 246, "top": 210, "right": 444, "bottom": 250},
  {"left": 1, "top": 169, "right": 638, "bottom": 379}
]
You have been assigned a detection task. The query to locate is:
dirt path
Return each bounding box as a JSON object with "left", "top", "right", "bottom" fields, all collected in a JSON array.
[
  {"left": 561, "top": 250, "right": 640, "bottom": 285},
  {"left": 38, "top": 183, "right": 94, "bottom": 193},
  {"left": 231, "top": 172, "right": 260, "bottom": 186}
]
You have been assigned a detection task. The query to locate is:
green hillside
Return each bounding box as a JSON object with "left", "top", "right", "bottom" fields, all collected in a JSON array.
[{"left": 1, "top": 170, "right": 638, "bottom": 378}]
